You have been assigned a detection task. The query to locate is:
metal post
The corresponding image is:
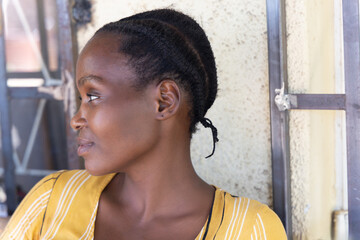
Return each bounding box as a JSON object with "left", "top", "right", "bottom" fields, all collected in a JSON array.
[
  {"left": 342, "top": 0, "right": 360, "bottom": 238},
  {"left": 0, "top": 1, "right": 17, "bottom": 214},
  {"left": 56, "top": 0, "right": 80, "bottom": 169},
  {"left": 36, "top": 0, "right": 50, "bottom": 76},
  {"left": 266, "top": 0, "right": 292, "bottom": 237}
]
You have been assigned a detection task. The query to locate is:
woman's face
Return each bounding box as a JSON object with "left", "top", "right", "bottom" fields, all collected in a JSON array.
[{"left": 71, "top": 33, "right": 161, "bottom": 176}]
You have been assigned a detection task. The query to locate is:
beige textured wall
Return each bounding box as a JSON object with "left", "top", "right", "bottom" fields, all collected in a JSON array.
[
  {"left": 287, "top": 0, "right": 337, "bottom": 239},
  {"left": 77, "top": 0, "right": 273, "bottom": 205}
]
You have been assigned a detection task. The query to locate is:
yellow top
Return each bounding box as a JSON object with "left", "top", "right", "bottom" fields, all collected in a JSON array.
[{"left": 1, "top": 170, "right": 287, "bottom": 240}]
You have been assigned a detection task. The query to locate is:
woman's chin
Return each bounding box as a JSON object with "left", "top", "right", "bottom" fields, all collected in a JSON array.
[{"left": 84, "top": 161, "right": 111, "bottom": 176}]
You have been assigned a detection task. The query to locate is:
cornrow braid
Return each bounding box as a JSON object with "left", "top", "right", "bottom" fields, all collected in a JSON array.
[
  {"left": 95, "top": 9, "right": 219, "bottom": 157},
  {"left": 121, "top": 10, "right": 218, "bottom": 113}
]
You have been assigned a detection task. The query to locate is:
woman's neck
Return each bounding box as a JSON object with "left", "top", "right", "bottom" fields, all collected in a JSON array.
[{"left": 103, "top": 137, "right": 212, "bottom": 223}]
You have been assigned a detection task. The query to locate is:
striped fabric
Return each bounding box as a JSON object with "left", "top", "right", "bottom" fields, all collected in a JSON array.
[
  {"left": 1, "top": 170, "right": 286, "bottom": 240},
  {"left": 194, "top": 190, "right": 287, "bottom": 239}
]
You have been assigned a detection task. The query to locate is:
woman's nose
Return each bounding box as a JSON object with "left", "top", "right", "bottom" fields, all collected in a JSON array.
[{"left": 70, "top": 110, "right": 86, "bottom": 130}]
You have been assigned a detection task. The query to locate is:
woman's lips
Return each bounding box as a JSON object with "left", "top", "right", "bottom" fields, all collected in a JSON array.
[{"left": 77, "top": 138, "right": 94, "bottom": 156}]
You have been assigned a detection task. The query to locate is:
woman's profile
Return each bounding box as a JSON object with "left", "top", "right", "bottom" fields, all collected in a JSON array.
[{"left": 1, "top": 9, "right": 287, "bottom": 240}]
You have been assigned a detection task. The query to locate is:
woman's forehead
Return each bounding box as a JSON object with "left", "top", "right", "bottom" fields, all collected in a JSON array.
[
  {"left": 78, "top": 33, "right": 131, "bottom": 69},
  {"left": 76, "top": 35, "right": 137, "bottom": 86},
  {"left": 81, "top": 33, "right": 123, "bottom": 58}
]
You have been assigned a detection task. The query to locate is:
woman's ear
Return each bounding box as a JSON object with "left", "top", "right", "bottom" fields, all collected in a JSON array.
[{"left": 156, "top": 80, "right": 181, "bottom": 120}]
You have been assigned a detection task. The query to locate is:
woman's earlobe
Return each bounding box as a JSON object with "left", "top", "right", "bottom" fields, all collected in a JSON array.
[{"left": 156, "top": 80, "right": 180, "bottom": 120}]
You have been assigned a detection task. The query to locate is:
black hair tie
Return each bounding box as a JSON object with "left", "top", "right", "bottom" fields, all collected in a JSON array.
[{"left": 200, "top": 117, "right": 219, "bottom": 158}]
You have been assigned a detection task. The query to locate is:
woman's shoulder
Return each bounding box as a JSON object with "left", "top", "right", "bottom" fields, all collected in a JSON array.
[
  {"left": 24, "top": 169, "right": 65, "bottom": 194},
  {"left": 38, "top": 169, "right": 115, "bottom": 190},
  {"left": 221, "top": 189, "right": 282, "bottom": 221},
  {"left": 15, "top": 169, "right": 106, "bottom": 196},
  {"left": 37, "top": 169, "right": 116, "bottom": 202},
  {"left": 204, "top": 187, "right": 287, "bottom": 240},
  {"left": 0, "top": 170, "right": 64, "bottom": 239},
  {"left": 0, "top": 170, "right": 115, "bottom": 239}
]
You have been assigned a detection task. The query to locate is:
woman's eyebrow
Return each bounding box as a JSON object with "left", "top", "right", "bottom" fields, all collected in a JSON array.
[{"left": 77, "top": 75, "right": 104, "bottom": 87}]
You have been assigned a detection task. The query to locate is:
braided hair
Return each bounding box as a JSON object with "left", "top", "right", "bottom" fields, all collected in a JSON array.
[{"left": 95, "top": 9, "right": 218, "bottom": 157}]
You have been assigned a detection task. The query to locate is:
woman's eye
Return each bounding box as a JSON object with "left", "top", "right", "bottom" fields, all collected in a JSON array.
[{"left": 87, "top": 94, "right": 99, "bottom": 102}]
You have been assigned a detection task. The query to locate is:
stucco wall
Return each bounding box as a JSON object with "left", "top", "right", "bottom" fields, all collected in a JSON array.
[
  {"left": 287, "top": 0, "right": 337, "bottom": 239},
  {"left": 77, "top": 0, "right": 273, "bottom": 205}
]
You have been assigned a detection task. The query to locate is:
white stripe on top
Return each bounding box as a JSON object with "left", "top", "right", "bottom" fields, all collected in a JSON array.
[
  {"left": 225, "top": 197, "right": 242, "bottom": 240},
  {"left": 41, "top": 170, "right": 87, "bottom": 239},
  {"left": 48, "top": 174, "right": 91, "bottom": 239},
  {"left": 253, "top": 225, "right": 258, "bottom": 240},
  {"left": 257, "top": 213, "right": 267, "bottom": 240},
  {"left": 18, "top": 202, "right": 47, "bottom": 239},
  {"left": 10, "top": 189, "right": 51, "bottom": 239},
  {"left": 235, "top": 198, "right": 250, "bottom": 239},
  {"left": 79, "top": 202, "right": 99, "bottom": 240},
  {"left": 197, "top": 225, "right": 205, "bottom": 240},
  {"left": 239, "top": 199, "right": 250, "bottom": 236}
]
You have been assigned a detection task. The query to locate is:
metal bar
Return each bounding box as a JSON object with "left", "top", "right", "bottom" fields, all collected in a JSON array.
[
  {"left": 16, "top": 168, "right": 56, "bottom": 176},
  {"left": 36, "top": 0, "right": 50, "bottom": 72},
  {"left": 342, "top": 0, "right": 360, "bottom": 238},
  {"left": 44, "top": 100, "right": 68, "bottom": 170},
  {"left": 266, "top": 0, "right": 292, "bottom": 237},
  {"left": 0, "top": 1, "right": 17, "bottom": 214},
  {"left": 12, "top": 150, "right": 21, "bottom": 169},
  {"left": 0, "top": 168, "right": 56, "bottom": 177},
  {"left": 21, "top": 99, "right": 47, "bottom": 170},
  {"left": 7, "top": 71, "right": 61, "bottom": 79},
  {"left": 9, "top": 86, "right": 63, "bottom": 100},
  {"left": 289, "top": 94, "right": 346, "bottom": 110},
  {"left": 56, "top": 0, "right": 80, "bottom": 169}
]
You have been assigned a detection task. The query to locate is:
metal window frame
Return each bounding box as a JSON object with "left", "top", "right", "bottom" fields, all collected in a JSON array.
[
  {"left": 0, "top": 0, "right": 17, "bottom": 213},
  {"left": 343, "top": 0, "right": 360, "bottom": 236},
  {"left": 266, "top": 0, "right": 292, "bottom": 237},
  {"left": 266, "top": 0, "right": 360, "bottom": 238},
  {"left": 0, "top": 0, "right": 79, "bottom": 213}
]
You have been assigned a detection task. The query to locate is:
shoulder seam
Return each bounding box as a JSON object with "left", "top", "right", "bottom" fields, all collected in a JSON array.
[
  {"left": 39, "top": 170, "right": 65, "bottom": 236},
  {"left": 29, "top": 171, "right": 65, "bottom": 193}
]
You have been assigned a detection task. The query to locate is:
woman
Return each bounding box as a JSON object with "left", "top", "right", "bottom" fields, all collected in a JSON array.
[{"left": 1, "top": 9, "right": 287, "bottom": 240}]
